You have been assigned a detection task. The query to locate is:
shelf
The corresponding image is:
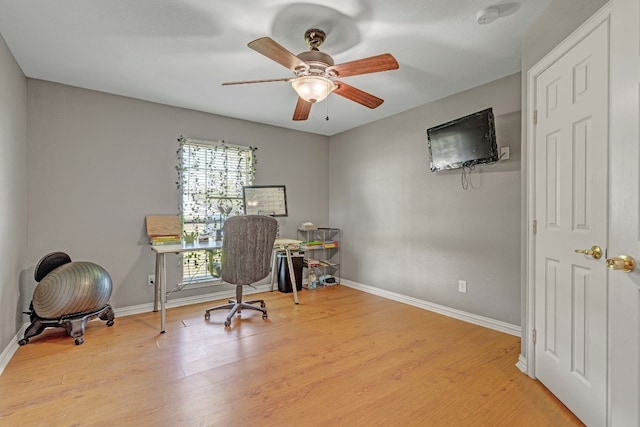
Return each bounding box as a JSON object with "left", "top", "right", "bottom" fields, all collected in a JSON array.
[
  {"left": 300, "top": 245, "right": 338, "bottom": 251},
  {"left": 297, "top": 228, "right": 340, "bottom": 290}
]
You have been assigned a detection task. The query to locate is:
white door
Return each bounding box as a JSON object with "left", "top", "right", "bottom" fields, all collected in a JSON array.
[
  {"left": 609, "top": 0, "right": 640, "bottom": 424},
  {"left": 533, "top": 19, "right": 609, "bottom": 426}
]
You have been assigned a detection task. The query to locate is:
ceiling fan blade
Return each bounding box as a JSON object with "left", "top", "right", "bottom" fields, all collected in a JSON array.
[
  {"left": 248, "top": 37, "right": 306, "bottom": 71},
  {"left": 293, "top": 97, "right": 312, "bottom": 121},
  {"left": 333, "top": 81, "right": 384, "bottom": 109},
  {"left": 328, "top": 53, "right": 399, "bottom": 78},
  {"left": 222, "top": 77, "right": 293, "bottom": 85}
]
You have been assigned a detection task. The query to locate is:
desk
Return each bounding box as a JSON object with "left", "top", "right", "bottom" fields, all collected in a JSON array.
[{"left": 150, "top": 238, "right": 301, "bottom": 333}]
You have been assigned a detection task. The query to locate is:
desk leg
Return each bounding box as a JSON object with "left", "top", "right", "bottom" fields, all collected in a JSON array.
[
  {"left": 153, "top": 252, "right": 161, "bottom": 312},
  {"left": 285, "top": 248, "right": 299, "bottom": 304},
  {"left": 160, "top": 253, "right": 167, "bottom": 333},
  {"left": 270, "top": 249, "right": 277, "bottom": 292}
]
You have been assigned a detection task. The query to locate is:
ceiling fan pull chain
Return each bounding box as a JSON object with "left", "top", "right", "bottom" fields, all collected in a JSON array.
[{"left": 326, "top": 81, "right": 331, "bottom": 121}]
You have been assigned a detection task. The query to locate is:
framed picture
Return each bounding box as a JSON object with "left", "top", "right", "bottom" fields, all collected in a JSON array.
[{"left": 243, "top": 185, "right": 288, "bottom": 217}]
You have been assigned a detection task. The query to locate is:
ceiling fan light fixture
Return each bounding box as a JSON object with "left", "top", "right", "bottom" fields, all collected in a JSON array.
[{"left": 292, "top": 75, "right": 336, "bottom": 103}]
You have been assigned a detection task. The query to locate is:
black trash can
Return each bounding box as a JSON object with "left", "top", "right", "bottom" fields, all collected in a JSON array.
[{"left": 277, "top": 252, "right": 303, "bottom": 293}]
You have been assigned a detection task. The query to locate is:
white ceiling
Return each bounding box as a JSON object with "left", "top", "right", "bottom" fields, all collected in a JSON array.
[{"left": 0, "top": 0, "right": 551, "bottom": 136}]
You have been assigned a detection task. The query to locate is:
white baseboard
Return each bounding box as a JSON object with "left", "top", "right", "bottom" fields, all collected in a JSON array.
[
  {"left": 340, "top": 279, "right": 521, "bottom": 337},
  {"left": 0, "top": 323, "right": 28, "bottom": 376},
  {"left": 516, "top": 353, "right": 528, "bottom": 374}
]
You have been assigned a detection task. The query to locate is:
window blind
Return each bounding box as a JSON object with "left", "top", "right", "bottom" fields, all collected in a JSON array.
[{"left": 177, "top": 137, "right": 256, "bottom": 282}]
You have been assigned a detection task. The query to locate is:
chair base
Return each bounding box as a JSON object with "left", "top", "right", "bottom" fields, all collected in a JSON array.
[
  {"left": 19, "top": 303, "right": 115, "bottom": 346},
  {"left": 204, "top": 285, "right": 267, "bottom": 327}
]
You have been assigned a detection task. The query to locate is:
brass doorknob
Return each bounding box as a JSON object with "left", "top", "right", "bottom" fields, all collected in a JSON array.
[
  {"left": 574, "top": 245, "right": 603, "bottom": 259},
  {"left": 606, "top": 255, "right": 635, "bottom": 273}
]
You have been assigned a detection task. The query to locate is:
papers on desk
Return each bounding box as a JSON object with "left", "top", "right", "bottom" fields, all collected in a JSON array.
[
  {"left": 273, "top": 239, "right": 302, "bottom": 250},
  {"left": 149, "top": 235, "right": 181, "bottom": 245}
]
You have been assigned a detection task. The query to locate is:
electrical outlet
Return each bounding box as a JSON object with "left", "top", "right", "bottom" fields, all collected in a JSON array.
[
  {"left": 458, "top": 280, "right": 467, "bottom": 293},
  {"left": 500, "top": 146, "right": 510, "bottom": 160},
  {"left": 148, "top": 274, "right": 155, "bottom": 287}
]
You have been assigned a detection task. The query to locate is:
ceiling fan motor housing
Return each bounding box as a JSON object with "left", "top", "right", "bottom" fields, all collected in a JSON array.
[{"left": 296, "top": 50, "right": 335, "bottom": 77}]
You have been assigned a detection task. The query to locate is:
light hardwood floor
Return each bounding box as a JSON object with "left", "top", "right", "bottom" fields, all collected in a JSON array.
[{"left": 0, "top": 286, "right": 582, "bottom": 426}]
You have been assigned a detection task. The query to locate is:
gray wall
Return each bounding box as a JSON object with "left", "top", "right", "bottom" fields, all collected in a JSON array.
[
  {"left": 329, "top": 73, "right": 522, "bottom": 325},
  {"left": 24, "top": 80, "right": 329, "bottom": 314},
  {"left": 519, "top": 0, "right": 608, "bottom": 352},
  {"left": 0, "top": 33, "right": 27, "bottom": 351},
  {"left": 522, "top": 0, "right": 609, "bottom": 73}
]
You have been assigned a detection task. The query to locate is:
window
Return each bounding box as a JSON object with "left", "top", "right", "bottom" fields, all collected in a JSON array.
[{"left": 176, "top": 137, "right": 256, "bottom": 282}]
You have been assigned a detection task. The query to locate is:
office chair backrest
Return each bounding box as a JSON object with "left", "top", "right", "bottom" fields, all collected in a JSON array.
[{"left": 221, "top": 215, "right": 278, "bottom": 286}]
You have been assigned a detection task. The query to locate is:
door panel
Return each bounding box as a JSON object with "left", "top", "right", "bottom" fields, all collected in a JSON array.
[
  {"left": 534, "top": 19, "right": 609, "bottom": 426},
  {"left": 544, "top": 258, "right": 560, "bottom": 357},
  {"left": 571, "top": 265, "right": 589, "bottom": 381},
  {"left": 572, "top": 118, "right": 591, "bottom": 230}
]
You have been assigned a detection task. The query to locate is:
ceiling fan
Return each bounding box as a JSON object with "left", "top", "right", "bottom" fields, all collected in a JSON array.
[{"left": 222, "top": 29, "right": 399, "bottom": 121}]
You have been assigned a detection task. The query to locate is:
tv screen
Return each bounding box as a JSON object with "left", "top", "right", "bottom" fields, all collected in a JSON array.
[{"left": 427, "top": 108, "right": 498, "bottom": 172}]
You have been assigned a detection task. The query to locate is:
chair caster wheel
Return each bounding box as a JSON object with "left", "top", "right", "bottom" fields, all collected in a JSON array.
[
  {"left": 106, "top": 320, "right": 114, "bottom": 327},
  {"left": 75, "top": 338, "right": 84, "bottom": 345},
  {"left": 18, "top": 338, "right": 28, "bottom": 346},
  {"left": 262, "top": 314, "right": 268, "bottom": 320},
  {"left": 204, "top": 312, "right": 210, "bottom": 321},
  {"left": 260, "top": 302, "right": 266, "bottom": 308},
  {"left": 224, "top": 320, "right": 231, "bottom": 327}
]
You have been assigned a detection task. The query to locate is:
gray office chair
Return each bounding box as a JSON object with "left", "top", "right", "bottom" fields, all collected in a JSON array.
[{"left": 204, "top": 215, "right": 278, "bottom": 327}]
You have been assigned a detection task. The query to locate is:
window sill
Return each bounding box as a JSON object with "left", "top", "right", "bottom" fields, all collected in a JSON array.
[{"left": 174, "top": 277, "right": 223, "bottom": 291}]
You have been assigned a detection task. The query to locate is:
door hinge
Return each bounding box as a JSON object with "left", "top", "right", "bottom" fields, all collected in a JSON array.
[
  {"left": 533, "top": 110, "right": 538, "bottom": 125},
  {"left": 532, "top": 220, "right": 537, "bottom": 235},
  {"left": 532, "top": 329, "right": 537, "bottom": 345}
]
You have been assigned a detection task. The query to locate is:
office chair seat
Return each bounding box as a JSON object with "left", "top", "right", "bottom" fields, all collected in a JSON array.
[{"left": 204, "top": 215, "right": 278, "bottom": 327}]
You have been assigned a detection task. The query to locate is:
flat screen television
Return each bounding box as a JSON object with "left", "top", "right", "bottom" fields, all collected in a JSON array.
[{"left": 427, "top": 108, "right": 498, "bottom": 172}]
